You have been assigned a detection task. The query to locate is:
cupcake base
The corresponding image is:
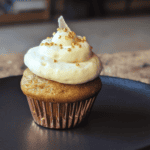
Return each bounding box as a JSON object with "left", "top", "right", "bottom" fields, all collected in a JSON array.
[{"left": 26, "top": 94, "right": 98, "bottom": 129}]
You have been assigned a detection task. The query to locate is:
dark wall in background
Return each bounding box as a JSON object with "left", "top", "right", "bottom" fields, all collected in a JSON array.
[{"left": 51, "top": 0, "right": 150, "bottom": 20}]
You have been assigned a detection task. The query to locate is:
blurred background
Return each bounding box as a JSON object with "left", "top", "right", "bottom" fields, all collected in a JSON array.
[
  {"left": 0, "top": 0, "right": 149, "bottom": 55},
  {"left": 0, "top": 0, "right": 149, "bottom": 83}
]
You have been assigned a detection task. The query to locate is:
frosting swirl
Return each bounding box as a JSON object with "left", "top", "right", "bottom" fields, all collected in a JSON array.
[{"left": 24, "top": 16, "right": 103, "bottom": 84}]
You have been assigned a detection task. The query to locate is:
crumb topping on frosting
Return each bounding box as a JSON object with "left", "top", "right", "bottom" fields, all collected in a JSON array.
[
  {"left": 68, "top": 48, "right": 71, "bottom": 52},
  {"left": 54, "top": 59, "right": 57, "bottom": 63},
  {"left": 24, "top": 16, "right": 103, "bottom": 84}
]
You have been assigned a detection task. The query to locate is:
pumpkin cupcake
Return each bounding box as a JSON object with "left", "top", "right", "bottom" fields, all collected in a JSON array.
[{"left": 20, "top": 16, "right": 103, "bottom": 129}]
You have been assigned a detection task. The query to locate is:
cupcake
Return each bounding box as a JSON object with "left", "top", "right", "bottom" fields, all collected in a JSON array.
[{"left": 20, "top": 16, "right": 103, "bottom": 129}]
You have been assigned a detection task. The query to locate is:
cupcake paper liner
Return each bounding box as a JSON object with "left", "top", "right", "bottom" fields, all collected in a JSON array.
[{"left": 26, "top": 94, "right": 98, "bottom": 129}]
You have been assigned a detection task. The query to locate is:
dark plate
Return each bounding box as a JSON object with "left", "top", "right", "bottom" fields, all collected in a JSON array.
[{"left": 0, "top": 75, "right": 150, "bottom": 150}]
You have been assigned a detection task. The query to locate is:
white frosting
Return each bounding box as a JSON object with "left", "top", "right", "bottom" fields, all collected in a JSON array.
[{"left": 24, "top": 16, "right": 103, "bottom": 84}]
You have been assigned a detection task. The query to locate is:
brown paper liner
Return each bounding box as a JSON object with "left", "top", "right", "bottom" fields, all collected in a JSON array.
[{"left": 26, "top": 94, "right": 98, "bottom": 129}]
